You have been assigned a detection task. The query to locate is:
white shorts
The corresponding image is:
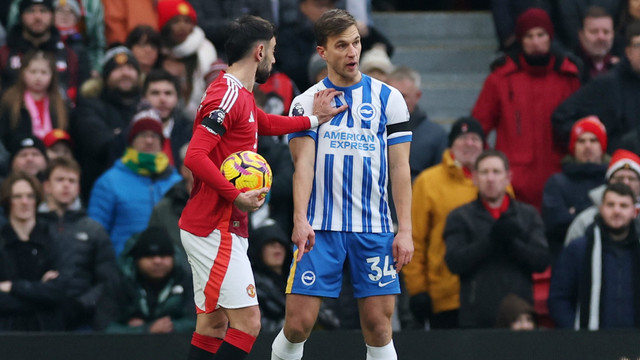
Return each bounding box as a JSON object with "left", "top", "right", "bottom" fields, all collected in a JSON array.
[{"left": 180, "top": 229, "right": 258, "bottom": 313}]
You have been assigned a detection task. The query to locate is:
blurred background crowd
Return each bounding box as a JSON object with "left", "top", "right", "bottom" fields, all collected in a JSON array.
[{"left": 0, "top": 0, "right": 640, "bottom": 335}]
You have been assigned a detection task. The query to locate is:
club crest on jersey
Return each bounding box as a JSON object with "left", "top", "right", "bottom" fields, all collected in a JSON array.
[
  {"left": 292, "top": 102, "right": 305, "bottom": 116},
  {"left": 356, "top": 103, "right": 377, "bottom": 121},
  {"left": 202, "top": 109, "right": 227, "bottom": 135},
  {"left": 246, "top": 284, "right": 256, "bottom": 298}
]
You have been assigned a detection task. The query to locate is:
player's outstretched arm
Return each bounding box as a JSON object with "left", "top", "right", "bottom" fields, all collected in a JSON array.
[
  {"left": 290, "top": 136, "right": 317, "bottom": 261},
  {"left": 312, "top": 88, "right": 348, "bottom": 125},
  {"left": 389, "top": 142, "right": 413, "bottom": 272}
]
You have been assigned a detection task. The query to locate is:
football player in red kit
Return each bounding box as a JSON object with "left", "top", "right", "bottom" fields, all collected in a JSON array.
[{"left": 179, "top": 15, "right": 347, "bottom": 360}]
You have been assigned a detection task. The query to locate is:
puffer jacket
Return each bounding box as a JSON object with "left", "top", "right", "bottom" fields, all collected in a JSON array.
[{"left": 88, "top": 160, "right": 182, "bottom": 256}]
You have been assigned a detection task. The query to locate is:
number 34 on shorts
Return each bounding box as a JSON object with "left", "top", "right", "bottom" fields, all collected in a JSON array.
[{"left": 367, "top": 255, "right": 397, "bottom": 287}]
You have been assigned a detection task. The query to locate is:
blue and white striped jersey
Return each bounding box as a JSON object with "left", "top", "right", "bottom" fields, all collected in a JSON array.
[{"left": 288, "top": 74, "right": 411, "bottom": 233}]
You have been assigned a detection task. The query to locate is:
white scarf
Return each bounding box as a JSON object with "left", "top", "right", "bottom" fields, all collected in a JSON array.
[{"left": 574, "top": 225, "right": 602, "bottom": 330}]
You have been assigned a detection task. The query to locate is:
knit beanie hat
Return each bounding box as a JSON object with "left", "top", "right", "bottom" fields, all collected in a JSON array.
[
  {"left": 157, "top": 0, "right": 197, "bottom": 30},
  {"left": 19, "top": 0, "right": 53, "bottom": 15},
  {"left": 606, "top": 149, "right": 640, "bottom": 180},
  {"left": 128, "top": 108, "right": 164, "bottom": 144},
  {"left": 101, "top": 46, "right": 140, "bottom": 81},
  {"left": 569, "top": 116, "right": 607, "bottom": 154},
  {"left": 54, "top": 0, "right": 80, "bottom": 17},
  {"left": 131, "top": 227, "right": 175, "bottom": 260},
  {"left": 43, "top": 129, "right": 73, "bottom": 148},
  {"left": 10, "top": 135, "right": 47, "bottom": 160},
  {"left": 515, "top": 8, "right": 554, "bottom": 42},
  {"left": 448, "top": 117, "right": 485, "bottom": 147}
]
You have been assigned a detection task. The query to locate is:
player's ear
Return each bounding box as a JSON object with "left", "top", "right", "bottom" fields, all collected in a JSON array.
[
  {"left": 316, "top": 46, "right": 326, "bottom": 60},
  {"left": 256, "top": 43, "right": 265, "bottom": 60}
]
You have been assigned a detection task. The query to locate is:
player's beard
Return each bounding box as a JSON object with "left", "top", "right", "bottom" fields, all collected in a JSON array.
[{"left": 255, "top": 60, "right": 271, "bottom": 84}]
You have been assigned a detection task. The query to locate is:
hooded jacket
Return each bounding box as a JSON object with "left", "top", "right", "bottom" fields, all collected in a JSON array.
[
  {"left": 94, "top": 232, "right": 195, "bottom": 333},
  {"left": 249, "top": 223, "right": 292, "bottom": 332},
  {"left": 473, "top": 50, "right": 581, "bottom": 210}
]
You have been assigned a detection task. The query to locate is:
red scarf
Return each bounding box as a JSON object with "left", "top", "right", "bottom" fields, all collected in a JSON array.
[
  {"left": 482, "top": 194, "right": 510, "bottom": 219},
  {"left": 449, "top": 152, "right": 473, "bottom": 179}
]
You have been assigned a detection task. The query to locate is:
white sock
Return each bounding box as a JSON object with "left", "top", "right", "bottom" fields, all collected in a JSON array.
[
  {"left": 271, "top": 328, "right": 306, "bottom": 360},
  {"left": 366, "top": 339, "right": 397, "bottom": 360}
]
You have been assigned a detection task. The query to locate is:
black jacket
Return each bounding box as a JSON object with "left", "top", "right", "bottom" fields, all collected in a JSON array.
[
  {"left": 249, "top": 223, "right": 292, "bottom": 332},
  {"left": 444, "top": 197, "right": 549, "bottom": 328},
  {"left": 94, "top": 236, "right": 195, "bottom": 333},
  {"left": 71, "top": 86, "right": 140, "bottom": 200},
  {"left": 147, "top": 180, "right": 191, "bottom": 272},
  {"left": 552, "top": 58, "right": 640, "bottom": 153},
  {"left": 0, "top": 105, "right": 66, "bottom": 149},
  {"left": 256, "top": 136, "right": 294, "bottom": 235},
  {"left": 167, "top": 109, "right": 192, "bottom": 170},
  {"left": 0, "top": 221, "right": 72, "bottom": 331},
  {"left": 38, "top": 209, "right": 118, "bottom": 330},
  {"left": 542, "top": 157, "right": 608, "bottom": 260}
]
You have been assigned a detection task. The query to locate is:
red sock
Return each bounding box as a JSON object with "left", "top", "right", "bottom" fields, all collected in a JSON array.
[
  {"left": 223, "top": 328, "right": 256, "bottom": 353},
  {"left": 191, "top": 332, "right": 223, "bottom": 354}
]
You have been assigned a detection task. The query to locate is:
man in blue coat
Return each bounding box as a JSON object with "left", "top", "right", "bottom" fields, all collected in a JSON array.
[
  {"left": 549, "top": 182, "right": 640, "bottom": 329},
  {"left": 88, "top": 109, "right": 182, "bottom": 256}
]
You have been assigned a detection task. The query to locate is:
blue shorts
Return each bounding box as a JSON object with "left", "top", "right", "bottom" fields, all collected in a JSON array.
[{"left": 285, "top": 231, "right": 400, "bottom": 298}]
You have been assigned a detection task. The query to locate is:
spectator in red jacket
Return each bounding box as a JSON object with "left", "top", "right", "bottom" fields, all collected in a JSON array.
[{"left": 472, "top": 8, "right": 581, "bottom": 211}]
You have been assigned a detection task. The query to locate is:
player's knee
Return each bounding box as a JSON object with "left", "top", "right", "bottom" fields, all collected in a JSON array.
[
  {"left": 237, "top": 311, "right": 261, "bottom": 337},
  {"left": 196, "top": 313, "right": 228, "bottom": 338},
  {"left": 246, "top": 317, "right": 261, "bottom": 337},
  {"left": 283, "top": 315, "right": 314, "bottom": 342},
  {"left": 361, "top": 313, "right": 392, "bottom": 340}
]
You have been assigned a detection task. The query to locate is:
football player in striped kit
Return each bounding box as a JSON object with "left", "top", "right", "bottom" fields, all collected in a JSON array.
[{"left": 272, "top": 8, "right": 413, "bottom": 360}]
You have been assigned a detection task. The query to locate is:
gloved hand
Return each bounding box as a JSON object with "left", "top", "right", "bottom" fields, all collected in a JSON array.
[
  {"left": 409, "top": 292, "right": 432, "bottom": 325},
  {"left": 489, "top": 214, "right": 523, "bottom": 245}
]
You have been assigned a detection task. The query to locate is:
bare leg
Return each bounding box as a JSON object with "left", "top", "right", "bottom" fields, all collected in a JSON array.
[
  {"left": 222, "top": 305, "right": 261, "bottom": 337},
  {"left": 195, "top": 310, "right": 228, "bottom": 338},
  {"left": 282, "top": 294, "right": 323, "bottom": 342},
  {"left": 212, "top": 305, "right": 261, "bottom": 360},
  {"left": 188, "top": 310, "right": 229, "bottom": 359},
  {"left": 271, "top": 294, "right": 322, "bottom": 360},
  {"left": 358, "top": 295, "right": 397, "bottom": 359}
]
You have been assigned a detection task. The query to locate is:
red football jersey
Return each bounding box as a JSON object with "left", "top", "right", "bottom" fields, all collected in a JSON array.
[{"left": 179, "top": 72, "right": 315, "bottom": 238}]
